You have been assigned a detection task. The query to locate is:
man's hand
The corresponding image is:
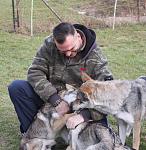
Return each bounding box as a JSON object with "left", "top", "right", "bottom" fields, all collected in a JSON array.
[
  {"left": 55, "top": 100, "right": 70, "bottom": 116},
  {"left": 66, "top": 114, "right": 84, "bottom": 129}
]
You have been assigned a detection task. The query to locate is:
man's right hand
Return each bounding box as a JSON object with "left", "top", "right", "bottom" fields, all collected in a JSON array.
[{"left": 55, "top": 100, "right": 70, "bottom": 116}]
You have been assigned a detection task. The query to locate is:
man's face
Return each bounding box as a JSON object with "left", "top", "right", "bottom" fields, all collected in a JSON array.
[{"left": 55, "top": 32, "right": 81, "bottom": 58}]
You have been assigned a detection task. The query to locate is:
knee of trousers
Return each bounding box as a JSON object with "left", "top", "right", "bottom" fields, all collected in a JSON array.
[{"left": 8, "top": 80, "right": 28, "bottom": 101}]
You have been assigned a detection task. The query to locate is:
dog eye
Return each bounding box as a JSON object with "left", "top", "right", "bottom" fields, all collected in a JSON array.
[
  {"left": 77, "top": 91, "right": 88, "bottom": 101},
  {"left": 77, "top": 91, "right": 83, "bottom": 99},
  {"left": 83, "top": 95, "right": 88, "bottom": 101}
]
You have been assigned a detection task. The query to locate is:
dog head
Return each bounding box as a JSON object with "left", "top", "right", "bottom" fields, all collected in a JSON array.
[
  {"left": 59, "top": 84, "right": 78, "bottom": 105},
  {"left": 39, "top": 84, "right": 78, "bottom": 119},
  {"left": 40, "top": 102, "right": 57, "bottom": 119},
  {"left": 72, "top": 72, "right": 96, "bottom": 110}
]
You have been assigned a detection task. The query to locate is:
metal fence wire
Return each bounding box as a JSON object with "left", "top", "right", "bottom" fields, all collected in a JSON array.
[{"left": 1, "top": 0, "right": 146, "bottom": 35}]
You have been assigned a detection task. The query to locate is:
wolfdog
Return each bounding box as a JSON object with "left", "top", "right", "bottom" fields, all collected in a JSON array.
[
  {"left": 73, "top": 72, "right": 146, "bottom": 150},
  {"left": 19, "top": 84, "right": 77, "bottom": 150},
  {"left": 67, "top": 121, "right": 133, "bottom": 150},
  {"left": 20, "top": 84, "right": 132, "bottom": 150},
  {"left": 19, "top": 102, "right": 74, "bottom": 150}
]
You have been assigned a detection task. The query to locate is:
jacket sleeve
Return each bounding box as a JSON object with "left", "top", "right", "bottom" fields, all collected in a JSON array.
[
  {"left": 88, "top": 46, "right": 113, "bottom": 81},
  {"left": 27, "top": 41, "right": 58, "bottom": 102}
]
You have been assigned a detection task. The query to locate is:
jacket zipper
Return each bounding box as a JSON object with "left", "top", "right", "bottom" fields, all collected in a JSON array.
[{"left": 60, "top": 58, "right": 71, "bottom": 81}]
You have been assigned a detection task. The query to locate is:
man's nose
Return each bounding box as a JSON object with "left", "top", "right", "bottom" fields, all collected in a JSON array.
[{"left": 65, "top": 51, "right": 72, "bottom": 57}]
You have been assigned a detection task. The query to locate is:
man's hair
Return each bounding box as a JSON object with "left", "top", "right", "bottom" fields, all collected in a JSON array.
[{"left": 53, "top": 22, "right": 75, "bottom": 44}]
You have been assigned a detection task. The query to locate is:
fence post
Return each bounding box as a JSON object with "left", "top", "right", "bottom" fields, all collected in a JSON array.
[
  {"left": 113, "top": 0, "right": 118, "bottom": 30},
  {"left": 30, "top": 0, "right": 34, "bottom": 36},
  {"left": 137, "top": 0, "right": 140, "bottom": 22},
  {"left": 16, "top": 0, "right": 20, "bottom": 28},
  {"left": 12, "top": 0, "right": 16, "bottom": 32}
]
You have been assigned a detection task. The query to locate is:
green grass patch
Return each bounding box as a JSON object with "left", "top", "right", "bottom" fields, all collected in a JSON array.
[{"left": 0, "top": 24, "right": 146, "bottom": 149}]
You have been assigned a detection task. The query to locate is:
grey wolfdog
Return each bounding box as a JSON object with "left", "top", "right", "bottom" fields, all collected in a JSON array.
[
  {"left": 19, "top": 102, "right": 74, "bottom": 150},
  {"left": 20, "top": 84, "right": 132, "bottom": 150},
  {"left": 73, "top": 72, "right": 146, "bottom": 150}
]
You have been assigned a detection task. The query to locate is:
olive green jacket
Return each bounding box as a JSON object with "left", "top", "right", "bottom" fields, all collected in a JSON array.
[{"left": 27, "top": 35, "right": 112, "bottom": 102}]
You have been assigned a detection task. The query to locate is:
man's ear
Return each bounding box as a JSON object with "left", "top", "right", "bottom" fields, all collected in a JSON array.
[
  {"left": 81, "top": 71, "right": 93, "bottom": 82},
  {"left": 65, "top": 84, "right": 76, "bottom": 90}
]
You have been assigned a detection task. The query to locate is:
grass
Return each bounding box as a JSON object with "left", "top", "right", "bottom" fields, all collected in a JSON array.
[
  {"left": 96, "top": 24, "right": 146, "bottom": 79},
  {"left": 0, "top": 0, "right": 146, "bottom": 149},
  {"left": 2, "top": 0, "right": 144, "bottom": 34},
  {"left": 0, "top": 30, "right": 44, "bottom": 150},
  {"left": 0, "top": 23, "right": 146, "bottom": 150}
]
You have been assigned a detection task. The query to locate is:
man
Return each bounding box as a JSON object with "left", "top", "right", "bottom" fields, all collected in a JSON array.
[{"left": 8, "top": 22, "right": 113, "bottom": 134}]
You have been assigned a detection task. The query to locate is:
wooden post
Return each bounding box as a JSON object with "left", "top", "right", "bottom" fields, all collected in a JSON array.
[
  {"left": 113, "top": 0, "right": 118, "bottom": 30},
  {"left": 16, "top": 0, "right": 20, "bottom": 28},
  {"left": 12, "top": 0, "right": 16, "bottom": 32},
  {"left": 137, "top": 0, "right": 140, "bottom": 22},
  {"left": 30, "top": 0, "right": 34, "bottom": 36},
  {"left": 144, "top": 0, "right": 146, "bottom": 9}
]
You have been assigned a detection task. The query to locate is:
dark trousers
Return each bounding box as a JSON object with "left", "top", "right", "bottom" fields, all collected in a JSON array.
[{"left": 8, "top": 80, "right": 44, "bottom": 133}]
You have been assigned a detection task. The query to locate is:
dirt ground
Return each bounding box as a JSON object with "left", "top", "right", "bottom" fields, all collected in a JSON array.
[{"left": 73, "top": 0, "right": 146, "bottom": 26}]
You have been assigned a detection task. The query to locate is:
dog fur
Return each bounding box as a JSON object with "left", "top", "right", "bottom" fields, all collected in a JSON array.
[
  {"left": 73, "top": 72, "right": 146, "bottom": 150},
  {"left": 19, "top": 84, "right": 79, "bottom": 150},
  {"left": 20, "top": 84, "right": 133, "bottom": 150},
  {"left": 19, "top": 102, "right": 74, "bottom": 150},
  {"left": 67, "top": 121, "right": 133, "bottom": 150}
]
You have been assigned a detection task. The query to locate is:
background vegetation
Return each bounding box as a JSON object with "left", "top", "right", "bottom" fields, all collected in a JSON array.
[{"left": 1, "top": 0, "right": 146, "bottom": 34}]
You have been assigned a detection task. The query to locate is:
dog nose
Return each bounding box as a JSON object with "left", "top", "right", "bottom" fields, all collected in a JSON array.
[
  {"left": 77, "top": 91, "right": 86, "bottom": 100},
  {"left": 77, "top": 91, "right": 82, "bottom": 99}
]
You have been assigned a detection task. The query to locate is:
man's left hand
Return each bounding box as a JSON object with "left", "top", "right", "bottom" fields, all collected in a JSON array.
[
  {"left": 66, "top": 114, "right": 84, "bottom": 129},
  {"left": 55, "top": 100, "right": 69, "bottom": 116}
]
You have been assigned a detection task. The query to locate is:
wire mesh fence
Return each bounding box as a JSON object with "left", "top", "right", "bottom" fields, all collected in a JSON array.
[{"left": 0, "top": 0, "right": 146, "bottom": 35}]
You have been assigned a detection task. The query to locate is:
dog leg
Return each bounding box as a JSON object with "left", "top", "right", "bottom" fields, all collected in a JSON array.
[
  {"left": 41, "top": 139, "right": 56, "bottom": 150},
  {"left": 24, "top": 139, "right": 43, "bottom": 150},
  {"left": 69, "top": 123, "right": 87, "bottom": 150},
  {"left": 132, "top": 113, "right": 141, "bottom": 150},
  {"left": 23, "top": 139, "right": 56, "bottom": 150},
  {"left": 118, "top": 119, "right": 127, "bottom": 145},
  {"left": 116, "top": 112, "right": 134, "bottom": 127},
  {"left": 126, "top": 125, "right": 133, "bottom": 137}
]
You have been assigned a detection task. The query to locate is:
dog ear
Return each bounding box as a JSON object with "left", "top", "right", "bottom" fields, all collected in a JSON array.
[
  {"left": 81, "top": 71, "right": 93, "bottom": 82},
  {"left": 80, "top": 83, "right": 94, "bottom": 95},
  {"left": 65, "top": 84, "right": 76, "bottom": 90}
]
